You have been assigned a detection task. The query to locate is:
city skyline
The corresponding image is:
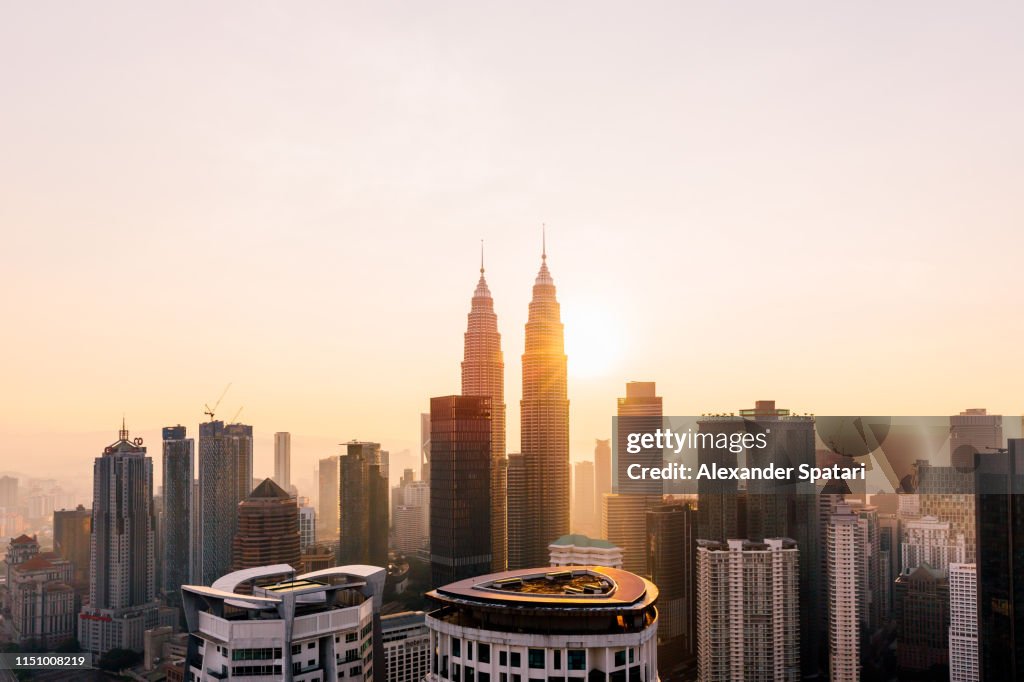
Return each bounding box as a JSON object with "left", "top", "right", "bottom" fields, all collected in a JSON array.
[{"left": 4, "top": 3, "right": 1024, "bottom": 490}]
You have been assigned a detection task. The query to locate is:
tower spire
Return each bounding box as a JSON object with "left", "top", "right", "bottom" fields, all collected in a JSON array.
[
  {"left": 481, "top": 239, "right": 485, "bottom": 274},
  {"left": 119, "top": 415, "right": 129, "bottom": 442},
  {"left": 542, "top": 224, "right": 547, "bottom": 261}
]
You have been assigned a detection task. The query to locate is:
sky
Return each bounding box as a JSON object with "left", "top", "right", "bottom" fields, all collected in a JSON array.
[{"left": 2, "top": 1, "right": 1023, "bottom": 499}]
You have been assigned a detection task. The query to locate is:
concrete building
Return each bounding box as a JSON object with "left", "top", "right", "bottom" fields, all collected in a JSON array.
[
  {"left": 232, "top": 479, "right": 301, "bottom": 573},
  {"left": 425, "top": 566, "right": 659, "bottom": 682},
  {"left": 52, "top": 505, "right": 91, "bottom": 599},
  {"left": 393, "top": 505, "right": 426, "bottom": 555},
  {"left": 548, "top": 534, "right": 623, "bottom": 568},
  {"left": 299, "top": 503, "right": 316, "bottom": 553},
  {"left": 5, "top": 535, "right": 75, "bottom": 647},
  {"left": 318, "top": 456, "right": 340, "bottom": 544},
  {"left": 901, "top": 515, "right": 966, "bottom": 575},
  {"left": 382, "top": 611, "right": 430, "bottom": 682},
  {"left": 182, "top": 564, "right": 386, "bottom": 682},
  {"left": 696, "top": 538, "right": 800, "bottom": 682},
  {"left": 274, "top": 431, "right": 292, "bottom": 492},
  {"left": 894, "top": 564, "right": 949, "bottom": 674},
  {"left": 602, "top": 493, "right": 660, "bottom": 575},
  {"left": 949, "top": 562, "right": 978, "bottom": 682},
  {"left": 827, "top": 506, "right": 860, "bottom": 682}
]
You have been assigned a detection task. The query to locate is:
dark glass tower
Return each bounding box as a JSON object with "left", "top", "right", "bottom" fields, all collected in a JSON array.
[
  {"left": 429, "top": 395, "right": 492, "bottom": 587},
  {"left": 161, "top": 425, "right": 192, "bottom": 608},
  {"left": 338, "top": 441, "right": 389, "bottom": 567}
]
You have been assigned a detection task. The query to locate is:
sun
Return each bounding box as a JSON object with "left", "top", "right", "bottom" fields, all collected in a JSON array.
[{"left": 561, "top": 299, "right": 623, "bottom": 378}]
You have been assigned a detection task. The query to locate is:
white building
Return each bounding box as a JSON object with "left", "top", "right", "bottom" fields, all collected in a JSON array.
[
  {"left": 393, "top": 505, "right": 426, "bottom": 555},
  {"left": 949, "top": 563, "right": 978, "bottom": 682},
  {"left": 382, "top": 611, "right": 429, "bottom": 682},
  {"left": 696, "top": 538, "right": 800, "bottom": 682},
  {"left": 182, "top": 564, "right": 386, "bottom": 682},
  {"left": 548, "top": 534, "right": 623, "bottom": 569},
  {"left": 425, "top": 567, "right": 659, "bottom": 682},
  {"left": 901, "top": 515, "right": 966, "bottom": 575},
  {"left": 828, "top": 507, "right": 860, "bottom": 682}
]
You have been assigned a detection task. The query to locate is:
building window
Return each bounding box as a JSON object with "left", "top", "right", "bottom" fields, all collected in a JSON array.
[
  {"left": 479, "top": 643, "right": 491, "bottom": 664},
  {"left": 528, "top": 650, "right": 545, "bottom": 669},
  {"left": 511, "top": 653, "right": 521, "bottom": 668},
  {"left": 453, "top": 639, "right": 462, "bottom": 658},
  {"left": 468, "top": 642, "right": 474, "bottom": 661},
  {"left": 500, "top": 651, "right": 508, "bottom": 667},
  {"left": 481, "top": 673, "right": 491, "bottom": 682},
  {"left": 347, "top": 632, "right": 358, "bottom": 643},
  {"left": 628, "top": 650, "right": 634, "bottom": 664},
  {"left": 554, "top": 651, "right": 561, "bottom": 670},
  {"left": 467, "top": 667, "right": 476, "bottom": 682},
  {"left": 567, "top": 651, "right": 585, "bottom": 671},
  {"left": 613, "top": 651, "right": 626, "bottom": 668},
  {"left": 454, "top": 663, "right": 461, "bottom": 682},
  {"left": 309, "top": 642, "right": 316, "bottom": 649},
  {"left": 628, "top": 667, "right": 640, "bottom": 682}
]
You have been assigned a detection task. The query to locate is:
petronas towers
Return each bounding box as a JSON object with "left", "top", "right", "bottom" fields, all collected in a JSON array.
[{"left": 459, "top": 237, "right": 569, "bottom": 571}]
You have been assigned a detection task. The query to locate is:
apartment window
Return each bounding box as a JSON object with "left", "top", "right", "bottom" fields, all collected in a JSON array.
[
  {"left": 467, "top": 667, "right": 476, "bottom": 682},
  {"left": 454, "top": 663, "right": 461, "bottom": 682},
  {"left": 628, "top": 667, "right": 640, "bottom": 682},
  {"left": 610, "top": 671, "right": 626, "bottom": 682},
  {"left": 511, "top": 653, "right": 521, "bottom": 668},
  {"left": 309, "top": 642, "right": 316, "bottom": 650},
  {"left": 468, "top": 642, "right": 474, "bottom": 661},
  {"left": 500, "top": 651, "right": 508, "bottom": 667},
  {"left": 479, "top": 643, "right": 491, "bottom": 664},
  {"left": 453, "top": 639, "right": 462, "bottom": 658},
  {"left": 481, "top": 673, "right": 491, "bottom": 682},
  {"left": 512, "top": 675, "right": 522, "bottom": 682},
  {"left": 628, "top": 650, "right": 634, "bottom": 664},
  {"left": 553, "top": 651, "right": 561, "bottom": 670},
  {"left": 500, "top": 673, "right": 508, "bottom": 682},
  {"left": 347, "top": 632, "right": 358, "bottom": 643},
  {"left": 528, "top": 650, "right": 545, "bottom": 669},
  {"left": 613, "top": 651, "right": 626, "bottom": 668},
  {"left": 567, "top": 651, "right": 585, "bottom": 671}
]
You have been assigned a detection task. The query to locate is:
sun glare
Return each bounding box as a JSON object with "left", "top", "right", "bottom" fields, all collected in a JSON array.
[{"left": 562, "top": 299, "right": 623, "bottom": 378}]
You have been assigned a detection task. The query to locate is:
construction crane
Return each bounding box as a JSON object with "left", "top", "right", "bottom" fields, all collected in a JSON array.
[
  {"left": 204, "top": 383, "right": 232, "bottom": 421},
  {"left": 230, "top": 406, "right": 244, "bottom": 424}
]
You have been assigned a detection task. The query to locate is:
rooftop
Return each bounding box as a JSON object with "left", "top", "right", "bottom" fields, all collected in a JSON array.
[{"left": 549, "top": 534, "right": 619, "bottom": 550}]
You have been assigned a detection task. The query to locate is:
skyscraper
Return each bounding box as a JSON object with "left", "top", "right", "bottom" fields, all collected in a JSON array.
[
  {"left": 572, "top": 460, "right": 597, "bottom": 537},
  {"left": 338, "top": 441, "right": 389, "bottom": 567},
  {"left": 232, "top": 478, "right": 301, "bottom": 573},
  {"left": 429, "top": 395, "right": 492, "bottom": 587},
  {"left": 198, "top": 420, "right": 253, "bottom": 585},
  {"left": 318, "top": 455, "right": 339, "bottom": 545},
  {"left": 647, "top": 503, "right": 696, "bottom": 672},
  {"left": 594, "top": 439, "right": 612, "bottom": 505},
  {"left": 0, "top": 475, "right": 17, "bottom": 507},
  {"left": 512, "top": 236, "right": 569, "bottom": 569},
  {"left": 506, "top": 453, "right": 526, "bottom": 569},
  {"left": 273, "top": 431, "right": 291, "bottom": 493},
  {"left": 827, "top": 506, "right": 860, "bottom": 682},
  {"left": 420, "top": 412, "right": 431, "bottom": 483},
  {"left": 696, "top": 538, "right": 800, "bottom": 681},
  {"left": 79, "top": 424, "right": 161, "bottom": 655},
  {"left": 461, "top": 247, "right": 507, "bottom": 572},
  {"left": 161, "top": 425, "right": 192, "bottom": 609},
  {"left": 949, "top": 562, "right": 978, "bottom": 682},
  {"left": 894, "top": 564, "right": 949, "bottom": 674},
  {"left": 605, "top": 381, "right": 662, "bottom": 576},
  {"left": 975, "top": 438, "right": 1024, "bottom": 679}
]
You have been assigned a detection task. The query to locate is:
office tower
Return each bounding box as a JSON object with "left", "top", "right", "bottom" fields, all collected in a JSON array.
[
  {"left": 647, "top": 503, "right": 696, "bottom": 671},
  {"left": 949, "top": 563, "right": 978, "bottom": 682},
  {"left": 53, "top": 504, "right": 92, "bottom": 598},
  {"left": 0, "top": 475, "right": 17, "bottom": 507},
  {"left": 382, "top": 611, "right": 430, "bottom": 682},
  {"left": 548, "top": 534, "right": 623, "bottom": 567},
  {"left": 594, "top": 439, "right": 612, "bottom": 505},
  {"left": 572, "top": 460, "right": 597, "bottom": 537},
  {"left": 274, "top": 431, "right": 291, "bottom": 492},
  {"left": 827, "top": 506, "right": 860, "bottom": 682},
  {"left": 183, "top": 564, "right": 386, "bottom": 682},
  {"left": 950, "top": 408, "right": 1003, "bottom": 461},
  {"left": 339, "top": 441, "right": 389, "bottom": 567},
  {"left": 894, "top": 565, "right": 949, "bottom": 674},
  {"left": 696, "top": 415, "right": 741, "bottom": 543},
  {"left": 318, "top": 455, "right": 340, "bottom": 545},
  {"left": 5, "top": 534, "right": 75, "bottom": 647},
  {"left": 974, "top": 438, "right": 1024, "bottom": 679},
  {"left": 429, "top": 395, "right": 492, "bottom": 587},
  {"left": 189, "top": 479, "right": 201, "bottom": 583},
  {"left": 606, "top": 382, "right": 663, "bottom": 576},
  {"left": 901, "top": 515, "right": 966, "bottom": 574},
  {"left": 425, "top": 566, "right": 659, "bottom": 682},
  {"left": 232, "top": 478, "right": 301, "bottom": 573},
  {"left": 420, "top": 413, "right": 432, "bottom": 483},
  {"left": 161, "top": 425, "right": 192, "bottom": 609},
  {"left": 696, "top": 538, "right": 800, "bottom": 682},
  {"left": 512, "top": 238, "right": 569, "bottom": 569},
  {"left": 602, "top": 493, "right": 658, "bottom": 575},
  {"left": 198, "top": 420, "right": 253, "bottom": 585},
  {"left": 461, "top": 248, "right": 507, "bottom": 572},
  {"left": 506, "top": 453, "right": 526, "bottom": 569},
  {"left": 79, "top": 424, "right": 161, "bottom": 655},
  {"left": 299, "top": 503, "right": 316, "bottom": 552}
]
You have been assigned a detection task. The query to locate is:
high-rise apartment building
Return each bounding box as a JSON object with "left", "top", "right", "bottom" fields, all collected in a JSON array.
[
  {"left": 572, "top": 460, "right": 597, "bottom": 537},
  {"left": 79, "top": 425, "right": 162, "bottom": 655},
  {"left": 429, "top": 395, "right": 492, "bottom": 587},
  {"left": 512, "top": 240, "right": 569, "bottom": 569},
  {"left": 274, "top": 431, "right": 291, "bottom": 492},
  {"left": 161, "top": 425, "right": 192, "bottom": 608},
  {"left": 461, "top": 250, "right": 507, "bottom": 572},
  {"left": 949, "top": 562, "right": 978, "bottom": 682},
  {"left": 232, "top": 479, "right": 301, "bottom": 573},
  {"left": 339, "top": 441, "right": 389, "bottom": 567},
  {"left": 647, "top": 503, "right": 696, "bottom": 671},
  {"left": 696, "top": 538, "right": 800, "bottom": 682},
  {"left": 828, "top": 505, "right": 860, "bottom": 682},
  {"left": 318, "top": 455, "right": 340, "bottom": 545},
  {"left": 298, "top": 503, "right": 316, "bottom": 552},
  {"left": 198, "top": 420, "right": 253, "bottom": 585}
]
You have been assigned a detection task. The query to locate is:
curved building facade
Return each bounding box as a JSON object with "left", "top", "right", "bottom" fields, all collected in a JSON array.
[{"left": 425, "top": 566, "right": 659, "bottom": 682}]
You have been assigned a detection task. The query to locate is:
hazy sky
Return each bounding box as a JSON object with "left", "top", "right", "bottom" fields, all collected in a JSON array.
[{"left": 2, "top": 2, "right": 1023, "bottom": 496}]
